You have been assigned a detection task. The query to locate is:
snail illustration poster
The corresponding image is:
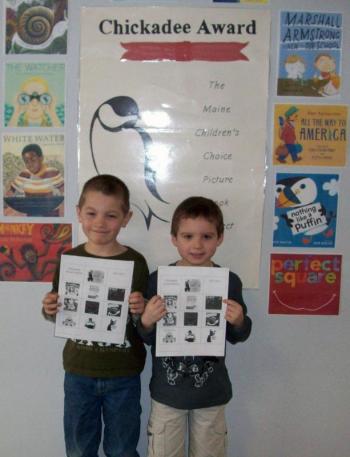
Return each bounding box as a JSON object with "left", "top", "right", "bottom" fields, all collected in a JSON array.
[
  {"left": 277, "top": 11, "right": 343, "bottom": 97},
  {"left": 4, "top": 62, "right": 65, "bottom": 128},
  {"left": 2, "top": 132, "right": 65, "bottom": 217},
  {"left": 269, "top": 253, "right": 342, "bottom": 315},
  {"left": 0, "top": 223, "right": 71, "bottom": 282},
  {"left": 273, "top": 173, "right": 339, "bottom": 248},
  {"left": 5, "top": 0, "right": 68, "bottom": 54},
  {"left": 273, "top": 104, "right": 348, "bottom": 166},
  {"left": 79, "top": 7, "right": 271, "bottom": 288}
]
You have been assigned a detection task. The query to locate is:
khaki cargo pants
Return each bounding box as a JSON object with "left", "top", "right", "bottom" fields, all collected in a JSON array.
[{"left": 147, "top": 399, "right": 227, "bottom": 457}]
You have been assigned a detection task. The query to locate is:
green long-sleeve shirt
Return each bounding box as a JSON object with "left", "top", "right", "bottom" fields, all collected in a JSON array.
[{"left": 48, "top": 243, "right": 149, "bottom": 377}]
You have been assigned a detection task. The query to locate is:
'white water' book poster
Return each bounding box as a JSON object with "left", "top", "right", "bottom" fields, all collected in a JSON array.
[{"left": 79, "top": 7, "right": 271, "bottom": 288}]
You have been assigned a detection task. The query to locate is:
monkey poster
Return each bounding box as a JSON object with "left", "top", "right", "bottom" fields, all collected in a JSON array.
[
  {"left": 0, "top": 223, "right": 71, "bottom": 282},
  {"left": 78, "top": 7, "right": 270, "bottom": 288}
]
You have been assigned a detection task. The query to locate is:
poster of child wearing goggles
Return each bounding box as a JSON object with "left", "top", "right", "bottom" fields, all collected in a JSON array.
[{"left": 4, "top": 62, "right": 65, "bottom": 127}]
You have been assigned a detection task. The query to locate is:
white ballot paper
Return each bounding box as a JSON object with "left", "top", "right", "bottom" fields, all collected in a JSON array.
[
  {"left": 55, "top": 255, "right": 134, "bottom": 344},
  {"left": 156, "top": 266, "right": 229, "bottom": 357}
]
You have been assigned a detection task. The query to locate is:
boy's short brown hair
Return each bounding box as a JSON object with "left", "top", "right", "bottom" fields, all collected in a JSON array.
[
  {"left": 171, "top": 196, "right": 224, "bottom": 237},
  {"left": 78, "top": 174, "right": 130, "bottom": 213}
]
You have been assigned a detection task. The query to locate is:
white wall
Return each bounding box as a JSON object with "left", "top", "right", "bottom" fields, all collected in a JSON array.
[{"left": 0, "top": 1, "right": 349, "bottom": 456}]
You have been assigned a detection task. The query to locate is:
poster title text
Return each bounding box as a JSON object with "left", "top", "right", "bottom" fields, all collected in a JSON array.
[{"left": 99, "top": 19, "right": 257, "bottom": 35}]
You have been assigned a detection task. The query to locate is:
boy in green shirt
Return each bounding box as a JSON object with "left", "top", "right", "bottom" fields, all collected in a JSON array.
[{"left": 42, "top": 174, "right": 148, "bottom": 457}]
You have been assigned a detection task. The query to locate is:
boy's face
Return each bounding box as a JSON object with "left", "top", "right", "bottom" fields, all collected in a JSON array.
[
  {"left": 171, "top": 217, "right": 223, "bottom": 267},
  {"left": 77, "top": 190, "right": 132, "bottom": 252},
  {"left": 23, "top": 151, "right": 43, "bottom": 174}
]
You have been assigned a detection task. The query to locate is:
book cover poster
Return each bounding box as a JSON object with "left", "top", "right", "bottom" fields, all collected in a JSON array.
[
  {"left": 4, "top": 62, "right": 65, "bottom": 127},
  {"left": 5, "top": 0, "right": 68, "bottom": 54},
  {"left": 269, "top": 253, "right": 341, "bottom": 315},
  {"left": 0, "top": 223, "right": 71, "bottom": 282},
  {"left": 273, "top": 104, "right": 347, "bottom": 166},
  {"left": 273, "top": 173, "right": 339, "bottom": 248},
  {"left": 79, "top": 7, "right": 271, "bottom": 288},
  {"left": 2, "top": 133, "right": 65, "bottom": 217},
  {"left": 277, "top": 11, "right": 342, "bottom": 97}
]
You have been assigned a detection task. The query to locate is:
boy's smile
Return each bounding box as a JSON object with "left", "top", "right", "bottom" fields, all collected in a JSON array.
[
  {"left": 172, "top": 217, "right": 223, "bottom": 267},
  {"left": 77, "top": 190, "right": 132, "bottom": 256}
]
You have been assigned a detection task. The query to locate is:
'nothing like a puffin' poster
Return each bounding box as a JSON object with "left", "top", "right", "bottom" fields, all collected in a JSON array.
[
  {"left": 273, "top": 172, "right": 339, "bottom": 248},
  {"left": 78, "top": 7, "right": 271, "bottom": 288}
]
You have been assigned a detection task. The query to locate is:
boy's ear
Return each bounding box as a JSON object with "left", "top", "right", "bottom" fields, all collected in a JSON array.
[
  {"left": 122, "top": 210, "right": 133, "bottom": 227},
  {"left": 171, "top": 235, "right": 178, "bottom": 247},
  {"left": 217, "top": 233, "right": 224, "bottom": 246}
]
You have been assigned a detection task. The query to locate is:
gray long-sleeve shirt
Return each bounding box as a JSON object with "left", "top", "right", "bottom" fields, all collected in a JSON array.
[{"left": 138, "top": 265, "right": 252, "bottom": 409}]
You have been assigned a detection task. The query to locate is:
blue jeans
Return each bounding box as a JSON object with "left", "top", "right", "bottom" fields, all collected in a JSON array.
[{"left": 64, "top": 372, "right": 141, "bottom": 457}]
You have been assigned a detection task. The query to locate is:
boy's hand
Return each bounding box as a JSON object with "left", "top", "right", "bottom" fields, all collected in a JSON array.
[
  {"left": 129, "top": 292, "right": 145, "bottom": 315},
  {"left": 224, "top": 299, "right": 244, "bottom": 327},
  {"left": 141, "top": 295, "right": 166, "bottom": 330},
  {"left": 42, "top": 292, "right": 61, "bottom": 316}
]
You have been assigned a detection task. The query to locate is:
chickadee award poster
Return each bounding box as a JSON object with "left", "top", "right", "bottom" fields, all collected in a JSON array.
[{"left": 78, "top": 7, "right": 270, "bottom": 288}]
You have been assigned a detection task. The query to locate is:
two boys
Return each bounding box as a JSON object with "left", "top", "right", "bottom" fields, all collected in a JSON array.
[{"left": 42, "top": 175, "right": 251, "bottom": 457}]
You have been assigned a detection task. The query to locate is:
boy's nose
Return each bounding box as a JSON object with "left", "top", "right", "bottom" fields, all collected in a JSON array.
[
  {"left": 193, "top": 237, "right": 203, "bottom": 248},
  {"left": 95, "top": 215, "right": 106, "bottom": 226}
]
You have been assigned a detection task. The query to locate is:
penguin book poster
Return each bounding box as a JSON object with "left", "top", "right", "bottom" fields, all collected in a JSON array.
[
  {"left": 269, "top": 253, "right": 342, "bottom": 315},
  {"left": 5, "top": 0, "right": 68, "bottom": 55},
  {"left": 273, "top": 173, "right": 339, "bottom": 248}
]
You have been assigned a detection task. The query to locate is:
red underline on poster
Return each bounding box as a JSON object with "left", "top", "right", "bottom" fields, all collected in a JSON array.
[
  {"left": 121, "top": 41, "right": 249, "bottom": 62},
  {"left": 272, "top": 290, "right": 337, "bottom": 312}
]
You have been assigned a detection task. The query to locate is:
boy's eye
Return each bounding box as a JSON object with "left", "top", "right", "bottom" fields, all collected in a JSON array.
[
  {"left": 183, "top": 234, "right": 192, "bottom": 240},
  {"left": 204, "top": 234, "right": 214, "bottom": 240}
]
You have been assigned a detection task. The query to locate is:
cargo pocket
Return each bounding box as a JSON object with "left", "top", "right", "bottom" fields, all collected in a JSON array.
[
  {"left": 147, "top": 420, "right": 166, "bottom": 457},
  {"left": 211, "top": 420, "right": 228, "bottom": 457}
]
